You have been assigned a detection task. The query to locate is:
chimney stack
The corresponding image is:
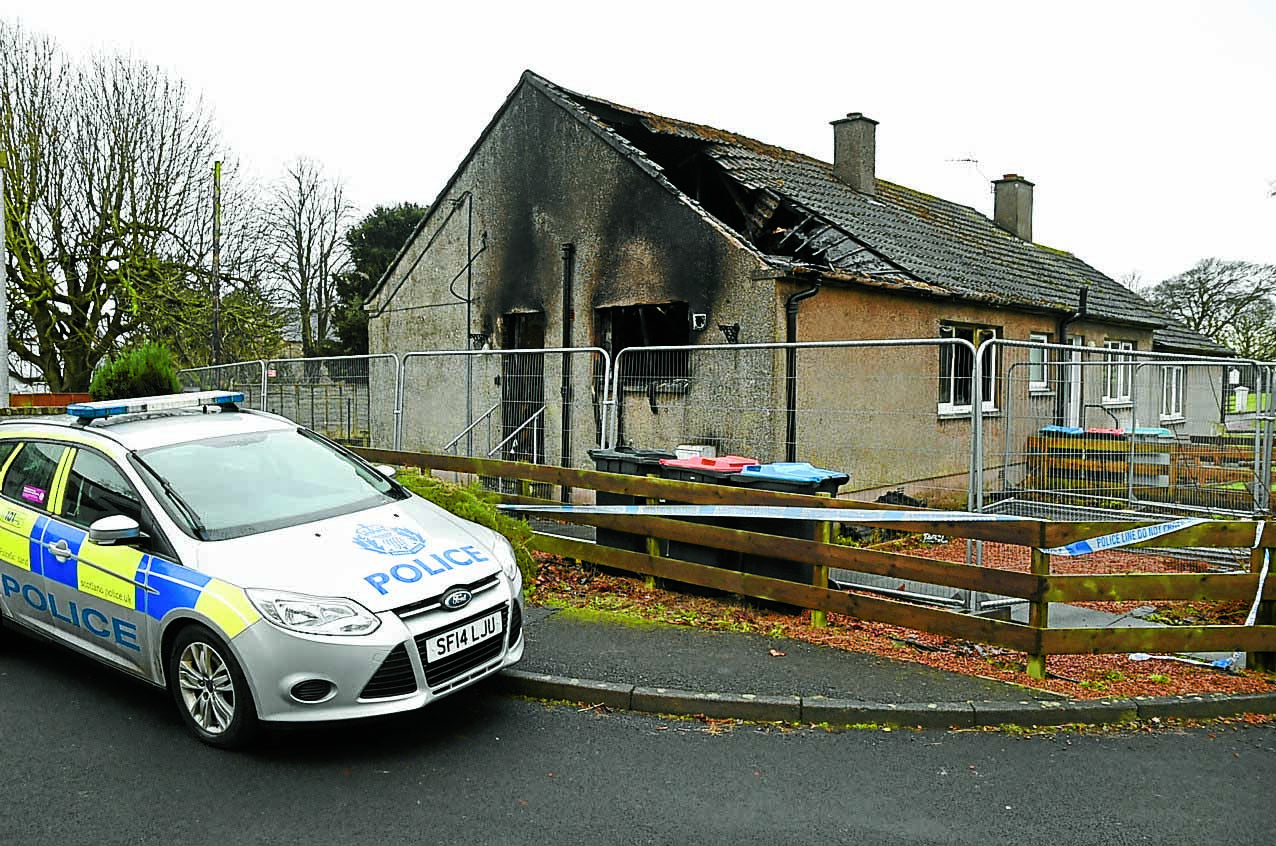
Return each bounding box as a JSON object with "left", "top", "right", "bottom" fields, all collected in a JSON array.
[
  {"left": 831, "top": 113, "right": 878, "bottom": 195},
  {"left": 993, "top": 173, "right": 1034, "bottom": 241}
]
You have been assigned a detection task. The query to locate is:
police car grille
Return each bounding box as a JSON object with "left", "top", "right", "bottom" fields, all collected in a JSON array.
[
  {"left": 417, "top": 605, "right": 509, "bottom": 689},
  {"left": 392, "top": 574, "right": 502, "bottom": 620},
  {"left": 359, "top": 644, "right": 418, "bottom": 699}
]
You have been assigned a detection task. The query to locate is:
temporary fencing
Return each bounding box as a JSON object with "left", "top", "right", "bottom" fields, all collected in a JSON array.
[
  {"left": 182, "top": 338, "right": 1276, "bottom": 586},
  {"left": 177, "top": 361, "right": 267, "bottom": 408},
  {"left": 261, "top": 355, "right": 397, "bottom": 449},
  {"left": 610, "top": 339, "right": 978, "bottom": 507}
]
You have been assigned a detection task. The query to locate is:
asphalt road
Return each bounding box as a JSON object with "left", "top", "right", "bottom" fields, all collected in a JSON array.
[{"left": 3, "top": 630, "right": 1274, "bottom": 846}]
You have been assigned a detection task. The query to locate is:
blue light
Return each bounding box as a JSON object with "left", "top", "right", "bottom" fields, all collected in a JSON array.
[{"left": 65, "top": 391, "right": 246, "bottom": 420}]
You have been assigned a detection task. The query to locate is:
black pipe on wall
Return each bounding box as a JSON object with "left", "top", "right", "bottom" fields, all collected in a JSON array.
[
  {"left": 784, "top": 276, "right": 823, "bottom": 462},
  {"left": 1054, "top": 285, "right": 1089, "bottom": 425},
  {"left": 560, "top": 243, "right": 575, "bottom": 497}
]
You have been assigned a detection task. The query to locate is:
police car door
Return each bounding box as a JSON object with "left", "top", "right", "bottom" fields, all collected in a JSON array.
[
  {"left": 0, "top": 440, "right": 66, "bottom": 639},
  {"left": 40, "top": 447, "right": 154, "bottom": 676}
]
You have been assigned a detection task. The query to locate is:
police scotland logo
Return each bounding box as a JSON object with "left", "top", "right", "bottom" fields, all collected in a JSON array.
[{"left": 353, "top": 524, "right": 427, "bottom": 556}]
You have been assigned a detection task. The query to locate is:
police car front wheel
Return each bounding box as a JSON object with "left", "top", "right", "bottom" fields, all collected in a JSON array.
[{"left": 168, "top": 625, "right": 257, "bottom": 748}]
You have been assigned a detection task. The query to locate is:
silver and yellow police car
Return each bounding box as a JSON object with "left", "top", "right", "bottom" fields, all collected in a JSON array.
[{"left": 0, "top": 391, "right": 525, "bottom": 747}]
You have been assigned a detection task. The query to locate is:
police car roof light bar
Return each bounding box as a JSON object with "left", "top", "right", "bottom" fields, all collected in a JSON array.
[{"left": 66, "top": 390, "right": 246, "bottom": 422}]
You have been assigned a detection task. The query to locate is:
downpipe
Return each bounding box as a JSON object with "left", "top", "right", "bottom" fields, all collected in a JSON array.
[{"left": 784, "top": 277, "right": 822, "bottom": 462}]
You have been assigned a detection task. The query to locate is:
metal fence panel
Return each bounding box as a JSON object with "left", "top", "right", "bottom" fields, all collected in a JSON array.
[
  {"left": 177, "top": 361, "right": 266, "bottom": 408},
  {"left": 398, "top": 348, "right": 610, "bottom": 467},
  {"left": 262, "top": 355, "right": 398, "bottom": 449},
  {"left": 984, "top": 340, "right": 1268, "bottom": 518},
  {"left": 979, "top": 339, "right": 1268, "bottom": 574},
  {"left": 611, "top": 340, "right": 978, "bottom": 504},
  {"left": 611, "top": 339, "right": 982, "bottom": 605}
]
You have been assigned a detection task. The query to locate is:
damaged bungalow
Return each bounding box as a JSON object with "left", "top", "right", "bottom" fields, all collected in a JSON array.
[{"left": 366, "top": 70, "right": 1230, "bottom": 501}]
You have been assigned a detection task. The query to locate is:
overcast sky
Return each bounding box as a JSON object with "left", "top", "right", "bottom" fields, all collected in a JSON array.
[{"left": 7, "top": 0, "right": 1275, "bottom": 284}]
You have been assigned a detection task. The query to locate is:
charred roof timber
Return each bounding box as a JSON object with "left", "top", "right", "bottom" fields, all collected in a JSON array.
[{"left": 572, "top": 101, "right": 909, "bottom": 279}]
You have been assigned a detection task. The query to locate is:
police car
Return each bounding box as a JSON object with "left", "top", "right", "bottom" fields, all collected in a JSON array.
[{"left": 0, "top": 391, "right": 525, "bottom": 747}]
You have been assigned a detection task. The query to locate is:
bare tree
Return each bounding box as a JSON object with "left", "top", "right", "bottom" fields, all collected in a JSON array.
[
  {"left": 137, "top": 165, "right": 285, "bottom": 367},
  {"left": 1144, "top": 258, "right": 1276, "bottom": 343},
  {"left": 1, "top": 22, "right": 237, "bottom": 389},
  {"left": 266, "top": 158, "right": 355, "bottom": 357},
  {"left": 1219, "top": 295, "right": 1276, "bottom": 360}
]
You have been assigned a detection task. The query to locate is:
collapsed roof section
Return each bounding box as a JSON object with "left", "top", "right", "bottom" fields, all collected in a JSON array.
[{"left": 564, "top": 92, "right": 923, "bottom": 287}]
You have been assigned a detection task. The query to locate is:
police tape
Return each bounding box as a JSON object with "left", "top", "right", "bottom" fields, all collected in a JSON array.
[
  {"left": 498, "top": 504, "right": 1036, "bottom": 523},
  {"left": 1038, "top": 517, "right": 1207, "bottom": 557}
]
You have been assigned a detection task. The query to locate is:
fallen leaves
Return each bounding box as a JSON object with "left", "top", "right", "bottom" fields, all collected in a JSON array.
[{"left": 530, "top": 554, "right": 1276, "bottom": 706}]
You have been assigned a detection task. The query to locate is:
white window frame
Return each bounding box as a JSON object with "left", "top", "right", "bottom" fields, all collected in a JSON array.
[
  {"left": 1028, "top": 332, "right": 1050, "bottom": 392},
  {"left": 1103, "top": 340, "right": 1134, "bottom": 404},
  {"left": 1161, "top": 365, "right": 1184, "bottom": 421},
  {"left": 938, "top": 324, "right": 998, "bottom": 416}
]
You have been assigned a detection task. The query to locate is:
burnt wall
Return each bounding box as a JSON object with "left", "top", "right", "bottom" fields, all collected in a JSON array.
[{"left": 367, "top": 79, "right": 774, "bottom": 457}]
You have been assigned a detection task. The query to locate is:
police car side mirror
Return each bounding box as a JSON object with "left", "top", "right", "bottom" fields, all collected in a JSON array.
[
  {"left": 89, "top": 515, "right": 141, "bottom": 545},
  {"left": 375, "top": 464, "right": 397, "bottom": 478}
]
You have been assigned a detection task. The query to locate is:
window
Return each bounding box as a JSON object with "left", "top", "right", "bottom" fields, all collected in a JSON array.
[
  {"left": 597, "top": 303, "right": 691, "bottom": 391},
  {"left": 1161, "top": 365, "right": 1184, "bottom": 420},
  {"left": 938, "top": 324, "right": 998, "bottom": 414},
  {"left": 62, "top": 450, "right": 144, "bottom": 530},
  {"left": 1103, "top": 340, "right": 1134, "bottom": 403},
  {"left": 1028, "top": 332, "right": 1050, "bottom": 392},
  {"left": 1, "top": 441, "right": 67, "bottom": 512}
]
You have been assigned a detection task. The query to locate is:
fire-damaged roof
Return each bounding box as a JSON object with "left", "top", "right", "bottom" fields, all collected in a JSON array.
[{"left": 522, "top": 72, "right": 1227, "bottom": 356}]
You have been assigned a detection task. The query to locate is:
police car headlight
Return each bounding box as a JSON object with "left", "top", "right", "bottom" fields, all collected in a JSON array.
[
  {"left": 493, "top": 536, "right": 522, "bottom": 589},
  {"left": 246, "top": 590, "right": 381, "bottom": 636}
]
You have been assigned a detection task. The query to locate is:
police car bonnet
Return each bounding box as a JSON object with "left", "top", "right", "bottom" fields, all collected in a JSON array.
[{"left": 189, "top": 499, "right": 504, "bottom": 613}]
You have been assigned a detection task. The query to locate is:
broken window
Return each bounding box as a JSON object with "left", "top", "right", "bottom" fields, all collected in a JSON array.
[
  {"left": 596, "top": 303, "right": 690, "bottom": 392},
  {"left": 938, "top": 323, "right": 999, "bottom": 414}
]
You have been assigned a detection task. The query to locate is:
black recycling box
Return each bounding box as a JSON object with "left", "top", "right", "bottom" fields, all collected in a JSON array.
[{"left": 587, "top": 447, "right": 676, "bottom": 553}]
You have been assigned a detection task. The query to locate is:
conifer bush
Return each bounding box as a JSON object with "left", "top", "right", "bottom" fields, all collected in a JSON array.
[{"left": 88, "top": 343, "right": 182, "bottom": 400}]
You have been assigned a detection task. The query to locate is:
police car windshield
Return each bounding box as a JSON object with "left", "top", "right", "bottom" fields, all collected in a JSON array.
[{"left": 136, "top": 428, "right": 403, "bottom": 541}]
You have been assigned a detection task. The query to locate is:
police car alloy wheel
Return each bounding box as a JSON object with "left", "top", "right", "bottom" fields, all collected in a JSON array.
[
  {"left": 168, "top": 623, "right": 258, "bottom": 748},
  {"left": 0, "top": 391, "right": 526, "bottom": 749}
]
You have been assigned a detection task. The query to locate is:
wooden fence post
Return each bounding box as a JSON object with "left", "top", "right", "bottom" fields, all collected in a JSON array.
[
  {"left": 1027, "top": 547, "right": 1051, "bottom": 680},
  {"left": 811, "top": 493, "right": 831, "bottom": 629},
  {"left": 1249, "top": 543, "right": 1274, "bottom": 672},
  {"left": 644, "top": 473, "right": 660, "bottom": 589}
]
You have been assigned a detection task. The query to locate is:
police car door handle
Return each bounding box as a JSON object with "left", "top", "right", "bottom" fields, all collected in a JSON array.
[{"left": 44, "top": 538, "right": 73, "bottom": 562}]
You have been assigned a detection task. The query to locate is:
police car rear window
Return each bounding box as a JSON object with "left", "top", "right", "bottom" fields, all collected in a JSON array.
[
  {"left": 136, "top": 428, "right": 400, "bottom": 541},
  {"left": 1, "top": 441, "right": 66, "bottom": 511}
]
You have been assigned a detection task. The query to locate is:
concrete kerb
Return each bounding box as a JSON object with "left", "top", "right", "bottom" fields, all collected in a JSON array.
[{"left": 497, "top": 669, "right": 1276, "bottom": 728}]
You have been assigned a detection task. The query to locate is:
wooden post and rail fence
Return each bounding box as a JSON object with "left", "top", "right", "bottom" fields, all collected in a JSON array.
[{"left": 355, "top": 448, "right": 1276, "bottom": 679}]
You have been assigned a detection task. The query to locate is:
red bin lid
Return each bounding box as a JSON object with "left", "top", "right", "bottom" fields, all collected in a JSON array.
[{"left": 658, "top": 455, "right": 759, "bottom": 471}]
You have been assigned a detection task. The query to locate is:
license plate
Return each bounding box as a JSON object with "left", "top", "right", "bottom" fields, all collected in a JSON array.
[{"left": 426, "top": 610, "right": 503, "bottom": 662}]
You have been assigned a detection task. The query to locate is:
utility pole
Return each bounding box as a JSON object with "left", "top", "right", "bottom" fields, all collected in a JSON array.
[
  {"left": 212, "top": 160, "right": 222, "bottom": 365},
  {"left": 0, "top": 150, "right": 9, "bottom": 408}
]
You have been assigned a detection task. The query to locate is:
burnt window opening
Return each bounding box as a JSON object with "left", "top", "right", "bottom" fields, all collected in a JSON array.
[{"left": 596, "top": 303, "right": 690, "bottom": 393}]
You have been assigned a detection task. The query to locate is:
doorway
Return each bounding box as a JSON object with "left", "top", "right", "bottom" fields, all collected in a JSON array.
[{"left": 500, "top": 312, "right": 546, "bottom": 463}]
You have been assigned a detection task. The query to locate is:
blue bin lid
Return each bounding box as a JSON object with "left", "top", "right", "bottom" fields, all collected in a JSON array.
[
  {"left": 1040, "top": 425, "right": 1085, "bottom": 435},
  {"left": 736, "top": 462, "right": 848, "bottom": 483}
]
